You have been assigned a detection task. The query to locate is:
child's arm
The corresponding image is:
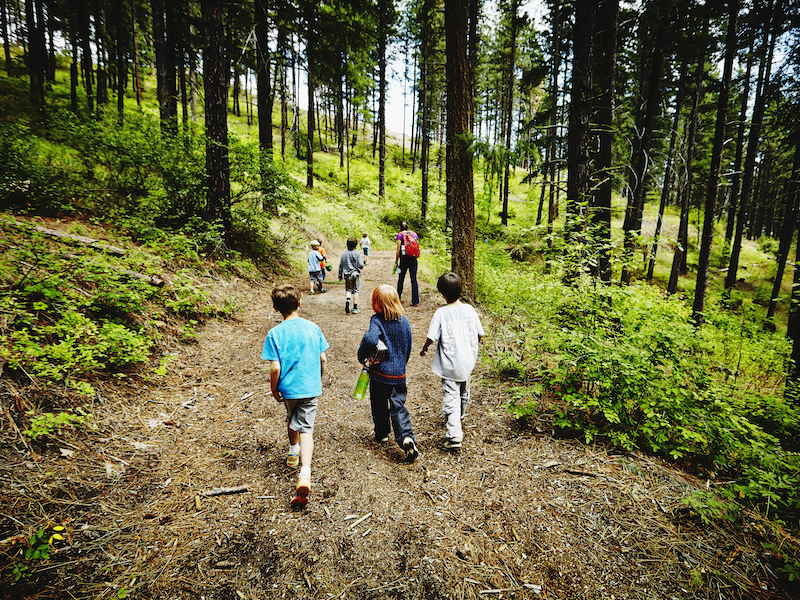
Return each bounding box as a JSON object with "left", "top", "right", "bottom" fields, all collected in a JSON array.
[
  {"left": 270, "top": 360, "right": 283, "bottom": 402},
  {"left": 320, "top": 351, "right": 327, "bottom": 380},
  {"left": 419, "top": 337, "right": 435, "bottom": 356}
]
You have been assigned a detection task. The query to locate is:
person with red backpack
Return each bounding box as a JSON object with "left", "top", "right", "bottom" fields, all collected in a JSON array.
[{"left": 394, "top": 221, "right": 420, "bottom": 307}]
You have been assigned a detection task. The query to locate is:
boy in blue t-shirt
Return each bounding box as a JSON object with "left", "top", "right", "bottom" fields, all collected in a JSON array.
[{"left": 261, "top": 284, "right": 329, "bottom": 507}]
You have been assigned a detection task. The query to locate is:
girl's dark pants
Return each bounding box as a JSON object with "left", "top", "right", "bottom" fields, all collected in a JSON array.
[
  {"left": 397, "top": 255, "right": 419, "bottom": 306},
  {"left": 369, "top": 380, "right": 415, "bottom": 445}
]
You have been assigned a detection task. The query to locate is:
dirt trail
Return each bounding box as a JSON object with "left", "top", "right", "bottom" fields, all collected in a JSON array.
[{"left": 4, "top": 248, "right": 789, "bottom": 600}]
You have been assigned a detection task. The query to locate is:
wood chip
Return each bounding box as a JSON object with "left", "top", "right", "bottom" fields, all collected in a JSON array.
[{"left": 348, "top": 512, "right": 373, "bottom": 529}]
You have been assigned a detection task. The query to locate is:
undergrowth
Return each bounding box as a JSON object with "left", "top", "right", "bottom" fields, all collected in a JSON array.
[{"left": 481, "top": 245, "right": 800, "bottom": 579}]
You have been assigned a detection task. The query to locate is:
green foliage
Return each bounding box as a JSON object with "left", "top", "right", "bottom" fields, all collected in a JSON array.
[
  {"left": 8, "top": 525, "right": 65, "bottom": 581},
  {"left": 22, "top": 408, "right": 94, "bottom": 440},
  {"left": 0, "top": 122, "right": 77, "bottom": 213}
]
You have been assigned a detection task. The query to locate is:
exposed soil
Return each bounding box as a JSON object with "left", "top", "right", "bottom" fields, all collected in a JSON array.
[{"left": 1, "top": 247, "right": 795, "bottom": 600}]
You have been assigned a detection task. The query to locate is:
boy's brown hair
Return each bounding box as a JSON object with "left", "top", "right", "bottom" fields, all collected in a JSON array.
[
  {"left": 347, "top": 237, "right": 358, "bottom": 250},
  {"left": 437, "top": 272, "right": 462, "bottom": 303},
  {"left": 372, "top": 284, "right": 404, "bottom": 321},
  {"left": 272, "top": 284, "right": 301, "bottom": 316}
]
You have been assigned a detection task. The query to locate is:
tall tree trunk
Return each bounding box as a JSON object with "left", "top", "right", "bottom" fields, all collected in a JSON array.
[
  {"left": 692, "top": 0, "right": 737, "bottom": 327},
  {"left": 202, "top": 0, "right": 231, "bottom": 242},
  {"left": 79, "top": 0, "right": 94, "bottom": 114},
  {"left": 590, "top": 0, "right": 617, "bottom": 282},
  {"left": 725, "top": 0, "right": 777, "bottom": 291},
  {"left": 378, "top": 0, "right": 387, "bottom": 200},
  {"left": 647, "top": 61, "right": 686, "bottom": 281},
  {"left": 564, "top": 0, "right": 595, "bottom": 275},
  {"left": 152, "top": 0, "right": 177, "bottom": 134},
  {"left": 131, "top": 0, "right": 142, "bottom": 106},
  {"left": 621, "top": 13, "right": 667, "bottom": 285},
  {"left": 115, "top": 0, "right": 125, "bottom": 119},
  {"left": 766, "top": 138, "right": 800, "bottom": 323},
  {"left": 69, "top": 0, "right": 79, "bottom": 113},
  {"left": 24, "top": 0, "right": 45, "bottom": 104},
  {"left": 546, "top": 0, "right": 560, "bottom": 237},
  {"left": 94, "top": 0, "right": 108, "bottom": 107},
  {"left": 668, "top": 21, "right": 707, "bottom": 295},
  {"left": 419, "top": 0, "right": 433, "bottom": 219},
  {"left": 445, "top": 0, "right": 475, "bottom": 301},
  {"left": 501, "top": 0, "right": 518, "bottom": 227},
  {"left": 255, "top": 0, "right": 272, "bottom": 159},
  {"left": 1, "top": 0, "right": 12, "bottom": 76},
  {"left": 723, "top": 36, "right": 754, "bottom": 260},
  {"left": 305, "top": 0, "right": 315, "bottom": 188},
  {"left": 188, "top": 0, "right": 198, "bottom": 123}
]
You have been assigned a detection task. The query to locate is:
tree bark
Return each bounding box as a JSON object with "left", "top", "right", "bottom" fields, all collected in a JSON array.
[
  {"left": 305, "top": 0, "right": 315, "bottom": 188},
  {"left": 500, "top": 0, "right": 519, "bottom": 227},
  {"left": 647, "top": 61, "right": 686, "bottom": 281},
  {"left": 590, "top": 0, "right": 617, "bottom": 282},
  {"left": 692, "top": 0, "right": 737, "bottom": 327},
  {"left": 564, "top": 0, "right": 595, "bottom": 279},
  {"left": 1, "top": 0, "right": 12, "bottom": 76},
  {"left": 621, "top": 12, "right": 666, "bottom": 285},
  {"left": 445, "top": 0, "right": 476, "bottom": 301},
  {"left": 766, "top": 138, "right": 800, "bottom": 323},
  {"left": 667, "top": 21, "right": 707, "bottom": 295},
  {"left": 725, "top": 0, "right": 777, "bottom": 291},
  {"left": 255, "top": 0, "right": 273, "bottom": 159},
  {"left": 378, "top": 0, "right": 388, "bottom": 200},
  {"left": 201, "top": 0, "right": 231, "bottom": 242}
]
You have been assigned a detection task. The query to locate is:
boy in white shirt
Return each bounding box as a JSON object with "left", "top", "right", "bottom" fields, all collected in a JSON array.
[{"left": 420, "top": 272, "right": 484, "bottom": 449}]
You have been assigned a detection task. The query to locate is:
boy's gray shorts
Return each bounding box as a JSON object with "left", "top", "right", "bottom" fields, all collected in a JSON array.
[
  {"left": 284, "top": 396, "right": 318, "bottom": 433},
  {"left": 344, "top": 273, "right": 361, "bottom": 293}
]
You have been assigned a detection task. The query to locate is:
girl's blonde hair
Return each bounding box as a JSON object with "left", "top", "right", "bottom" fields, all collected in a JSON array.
[{"left": 372, "top": 284, "right": 404, "bottom": 321}]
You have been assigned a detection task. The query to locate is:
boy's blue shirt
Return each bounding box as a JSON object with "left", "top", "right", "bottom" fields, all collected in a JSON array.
[
  {"left": 261, "top": 317, "right": 329, "bottom": 399},
  {"left": 308, "top": 250, "right": 324, "bottom": 272}
]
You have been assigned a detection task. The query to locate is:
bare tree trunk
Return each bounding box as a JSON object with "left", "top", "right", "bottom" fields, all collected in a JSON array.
[
  {"left": 667, "top": 20, "right": 706, "bottom": 295},
  {"left": 131, "top": 0, "right": 142, "bottom": 106},
  {"left": 647, "top": 61, "right": 686, "bottom": 281},
  {"left": 445, "top": 0, "right": 475, "bottom": 300},
  {"left": 766, "top": 138, "right": 800, "bottom": 323},
  {"left": 692, "top": 0, "right": 737, "bottom": 326},
  {"left": 1, "top": 0, "right": 12, "bottom": 76},
  {"left": 621, "top": 12, "right": 666, "bottom": 285},
  {"left": 501, "top": 0, "right": 518, "bottom": 227},
  {"left": 725, "top": 0, "right": 777, "bottom": 291},
  {"left": 564, "top": 0, "right": 595, "bottom": 275},
  {"left": 305, "top": 1, "right": 315, "bottom": 188},
  {"left": 255, "top": 0, "right": 273, "bottom": 158},
  {"left": 590, "top": 0, "right": 617, "bottom": 281},
  {"left": 546, "top": 0, "right": 561, "bottom": 237},
  {"left": 202, "top": 0, "right": 231, "bottom": 242}
]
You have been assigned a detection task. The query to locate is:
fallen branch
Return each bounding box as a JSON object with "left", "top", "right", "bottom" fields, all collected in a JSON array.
[
  {"left": 200, "top": 485, "right": 250, "bottom": 497},
  {"left": 63, "top": 253, "right": 164, "bottom": 287},
  {"left": 33, "top": 225, "right": 127, "bottom": 255}
]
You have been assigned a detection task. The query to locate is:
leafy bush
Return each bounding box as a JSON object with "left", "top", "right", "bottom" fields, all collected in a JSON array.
[{"left": 23, "top": 408, "right": 94, "bottom": 440}]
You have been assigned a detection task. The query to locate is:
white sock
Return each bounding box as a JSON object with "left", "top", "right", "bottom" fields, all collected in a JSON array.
[
  {"left": 299, "top": 466, "right": 311, "bottom": 479},
  {"left": 289, "top": 443, "right": 300, "bottom": 455}
]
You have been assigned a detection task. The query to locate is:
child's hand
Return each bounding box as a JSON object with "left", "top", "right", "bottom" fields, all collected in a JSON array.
[
  {"left": 272, "top": 390, "right": 284, "bottom": 402},
  {"left": 419, "top": 348, "right": 427, "bottom": 356}
]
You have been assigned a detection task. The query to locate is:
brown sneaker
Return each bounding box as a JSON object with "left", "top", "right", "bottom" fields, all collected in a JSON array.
[{"left": 291, "top": 476, "right": 311, "bottom": 508}]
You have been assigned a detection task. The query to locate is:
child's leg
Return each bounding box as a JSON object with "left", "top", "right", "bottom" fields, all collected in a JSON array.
[
  {"left": 369, "top": 380, "right": 391, "bottom": 441},
  {"left": 460, "top": 377, "right": 471, "bottom": 418},
  {"left": 442, "top": 378, "right": 463, "bottom": 443},
  {"left": 387, "top": 383, "right": 414, "bottom": 445},
  {"left": 298, "top": 431, "right": 314, "bottom": 470}
]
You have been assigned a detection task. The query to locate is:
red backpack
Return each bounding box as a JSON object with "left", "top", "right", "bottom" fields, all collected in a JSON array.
[{"left": 402, "top": 231, "right": 420, "bottom": 258}]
